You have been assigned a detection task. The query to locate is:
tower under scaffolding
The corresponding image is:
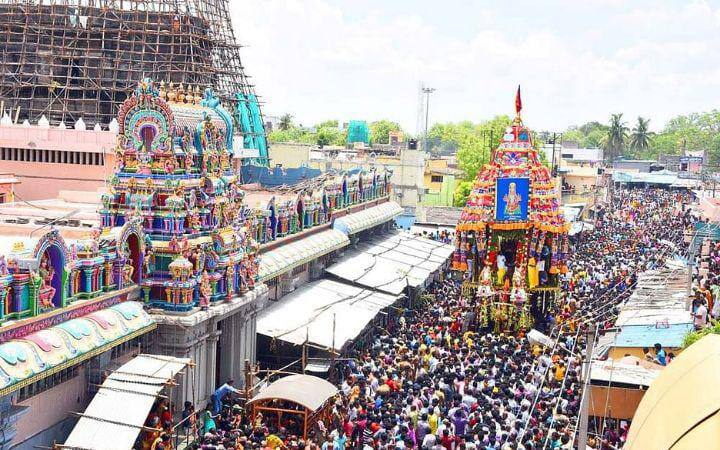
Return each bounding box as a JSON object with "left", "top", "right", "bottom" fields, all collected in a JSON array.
[{"left": 0, "top": 0, "right": 261, "bottom": 128}]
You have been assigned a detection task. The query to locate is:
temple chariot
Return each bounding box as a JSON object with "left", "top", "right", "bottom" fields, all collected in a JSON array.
[{"left": 452, "top": 89, "right": 570, "bottom": 332}]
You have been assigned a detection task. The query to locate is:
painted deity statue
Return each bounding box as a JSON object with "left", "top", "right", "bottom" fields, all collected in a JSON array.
[
  {"left": 143, "top": 249, "right": 156, "bottom": 274},
  {"left": 199, "top": 270, "right": 212, "bottom": 310},
  {"left": 510, "top": 268, "right": 527, "bottom": 305},
  {"left": 477, "top": 262, "right": 493, "bottom": 298},
  {"left": 123, "top": 261, "right": 135, "bottom": 285},
  {"left": 226, "top": 264, "right": 235, "bottom": 299},
  {"left": 38, "top": 256, "right": 56, "bottom": 308}
]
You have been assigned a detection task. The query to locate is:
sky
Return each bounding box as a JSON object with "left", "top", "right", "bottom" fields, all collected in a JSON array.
[{"left": 230, "top": 0, "right": 720, "bottom": 133}]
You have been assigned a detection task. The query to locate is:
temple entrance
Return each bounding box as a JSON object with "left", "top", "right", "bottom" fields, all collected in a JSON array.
[
  {"left": 126, "top": 233, "right": 142, "bottom": 283},
  {"left": 140, "top": 125, "right": 156, "bottom": 152},
  {"left": 39, "top": 244, "right": 65, "bottom": 309},
  {"left": 498, "top": 238, "right": 519, "bottom": 288}
]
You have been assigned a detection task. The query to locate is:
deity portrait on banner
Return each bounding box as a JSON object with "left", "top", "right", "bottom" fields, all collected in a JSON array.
[{"left": 495, "top": 178, "right": 529, "bottom": 221}]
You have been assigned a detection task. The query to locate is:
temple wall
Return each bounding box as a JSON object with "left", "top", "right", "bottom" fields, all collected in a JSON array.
[{"left": 12, "top": 365, "right": 88, "bottom": 446}]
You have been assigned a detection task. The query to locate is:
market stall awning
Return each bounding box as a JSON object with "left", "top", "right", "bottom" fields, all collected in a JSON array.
[
  {"left": 64, "top": 354, "right": 191, "bottom": 450},
  {"left": 325, "top": 231, "right": 454, "bottom": 295},
  {"left": 590, "top": 360, "right": 662, "bottom": 388},
  {"left": 248, "top": 374, "right": 337, "bottom": 411},
  {"left": 259, "top": 228, "right": 349, "bottom": 281},
  {"left": 257, "top": 279, "right": 398, "bottom": 351},
  {"left": 0, "top": 302, "right": 155, "bottom": 396},
  {"left": 333, "top": 201, "right": 403, "bottom": 235}
]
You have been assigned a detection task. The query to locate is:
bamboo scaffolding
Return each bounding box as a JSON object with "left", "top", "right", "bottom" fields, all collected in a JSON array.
[{"left": 0, "top": 0, "right": 259, "bottom": 127}]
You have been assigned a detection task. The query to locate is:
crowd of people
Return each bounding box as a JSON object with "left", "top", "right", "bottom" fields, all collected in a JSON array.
[{"left": 172, "top": 187, "right": 698, "bottom": 450}]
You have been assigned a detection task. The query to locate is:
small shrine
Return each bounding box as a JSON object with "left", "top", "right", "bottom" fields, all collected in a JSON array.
[
  {"left": 452, "top": 88, "right": 570, "bottom": 332},
  {"left": 100, "top": 79, "right": 259, "bottom": 312}
]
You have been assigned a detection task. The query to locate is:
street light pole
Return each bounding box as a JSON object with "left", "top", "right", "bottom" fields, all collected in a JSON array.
[{"left": 422, "top": 87, "right": 436, "bottom": 152}]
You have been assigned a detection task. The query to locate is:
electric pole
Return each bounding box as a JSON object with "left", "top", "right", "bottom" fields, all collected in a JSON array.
[
  {"left": 577, "top": 325, "right": 598, "bottom": 450},
  {"left": 422, "top": 87, "right": 436, "bottom": 152}
]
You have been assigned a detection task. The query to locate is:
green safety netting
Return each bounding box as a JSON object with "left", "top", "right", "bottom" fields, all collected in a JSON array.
[{"left": 347, "top": 120, "right": 369, "bottom": 145}]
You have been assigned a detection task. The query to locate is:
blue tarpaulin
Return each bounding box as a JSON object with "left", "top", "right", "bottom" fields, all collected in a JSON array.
[
  {"left": 241, "top": 164, "right": 322, "bottom": 187},
  {"left": 615, "top": 323, "right": 694, "bottom": 349}
]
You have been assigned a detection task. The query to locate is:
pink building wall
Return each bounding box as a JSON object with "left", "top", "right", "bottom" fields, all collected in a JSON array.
[
  {"left": 13, "top": 366, "right": 89, "bottom": 446},
  {"left": 0, "top": 125, "right": 116, "bottom": 200}
]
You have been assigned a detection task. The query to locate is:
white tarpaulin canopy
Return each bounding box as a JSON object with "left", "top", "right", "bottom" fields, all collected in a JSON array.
[
  {"left": 64, "top": 354, "right": 191, "bottom": 450},
  {"left": 257, "top": 279, "right": 398, "bottom": 351},
  {"left": 333, "top": 201, "right": 403, "bottom": 235},
  {"left": 248, "top": 374, "right": 338, "bottom": 411},
  {"left": 259, "top": 228, "right": 349, "bottom": 281},
  {"left": 325, "top": 231, "right": 454, "bottom": 295}
]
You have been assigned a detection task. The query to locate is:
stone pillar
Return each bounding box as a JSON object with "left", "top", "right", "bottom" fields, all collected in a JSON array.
[
  {"left": 218, "top": 316, "right": 235, "bottom": 384},
  {"left": 206, "top": 331, "right": 220, "bottom": 397}
]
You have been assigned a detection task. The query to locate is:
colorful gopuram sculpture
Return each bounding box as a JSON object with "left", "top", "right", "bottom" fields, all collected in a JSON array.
[
  {"left": 100, "top": 79, "right": 259, "bottom": 311},
  {"left": 453, "top": 88, "right": 570, "bottom": 332}
]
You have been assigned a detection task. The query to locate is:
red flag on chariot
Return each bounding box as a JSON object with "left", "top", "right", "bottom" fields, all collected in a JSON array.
[{"left": 515, "top": 85, "right": 522, "bottom": 115}]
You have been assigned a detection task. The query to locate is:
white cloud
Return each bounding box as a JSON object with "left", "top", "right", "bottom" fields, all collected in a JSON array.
[{"left": 231, "top": 0, "right": 720, "bottom": 133}]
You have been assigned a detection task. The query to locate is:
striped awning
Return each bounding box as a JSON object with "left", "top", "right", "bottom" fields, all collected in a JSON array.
[
  {"left": 0, "top": 302, "right": 156, "bottom": 396},
  {"left": 333, "top": 201, "right": 403, "bottom": 235},
  {"left": 258, "top": 229, "right": 349, "bottom": 281}
]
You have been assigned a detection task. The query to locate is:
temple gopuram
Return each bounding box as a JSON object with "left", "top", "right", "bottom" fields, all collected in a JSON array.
[
  {"left": 452, "top": 89, "right": 570, "bottom": 332},
  {"left": 99, "top": 79, "right": 259, "bottom": 312}
]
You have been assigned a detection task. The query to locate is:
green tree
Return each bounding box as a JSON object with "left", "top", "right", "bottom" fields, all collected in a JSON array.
[
  {"left": 603, "top": 113, "right": 628, "bottom": 161},
  {"left": 584, "top": 129, "right": 605, "bottom": 148},
  {"left": 278, "top": 114, "right": 294, "bottom": 131},
  {"left": 629, "top": 117, "right": 653, "bottom": 156},
  {"left": 316, "top": 119, "right": 339, "bottom": 129},
  {"left": 369, "top": 120, "right": 402, "bottom": 144},
  {"left": 453, "top": 180, "right": 474, "bottom": 207},
  {"left": 454, "top": 116, "right": 511, "bottom": 179},
  {"left": 315, "top": 126, "right": 345, "bottom": 147}
]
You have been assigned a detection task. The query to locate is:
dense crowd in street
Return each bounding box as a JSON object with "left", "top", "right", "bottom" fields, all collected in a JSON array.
[{"left": 165, "top": 188, "right": 700, "bottom": 450}]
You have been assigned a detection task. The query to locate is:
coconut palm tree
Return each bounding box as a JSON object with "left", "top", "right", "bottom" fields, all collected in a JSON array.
[
  {"left": 630, "top": 116, "right": 653, "bottom": 156},
  {"left": 278, "top": 113, "right": 294, "bottom": 131},
  {"left": 603, "top": 113, "right": 628, "bottom": 161}
]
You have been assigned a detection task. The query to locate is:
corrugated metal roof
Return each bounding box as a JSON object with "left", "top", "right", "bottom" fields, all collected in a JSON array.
[
  {"left": 333, "top": 201, "right": 403, "bottom": 235},
  {"left": 257, "top": 279, "right": 398, "bottom": 351},
  {"left": 614, "top": 323, "right": 693, "bottom": 348},
  {"left": 258, "top": 228, "right": 349, "bottom": 281},
  {"left": 325, "top": 231, "right": 454, "bottom": 295},
  {"left": 591, "top": 360, "right": 662, "bottom": 387},
  {"left": 64, "top": 354, "right": 191, "bottom": 450}
]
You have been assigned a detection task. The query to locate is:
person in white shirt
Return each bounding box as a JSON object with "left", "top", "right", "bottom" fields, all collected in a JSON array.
[{"left": 694, "top": 302, "right": 708, "bottom": 330}]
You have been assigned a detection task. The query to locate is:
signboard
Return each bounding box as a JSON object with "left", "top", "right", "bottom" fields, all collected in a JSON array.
[
  {"left": 495, "top": 177, "right": 529, "bottom": 221},
  {"left": 679, "top": 156, "right": 703, "bottom": 173}
]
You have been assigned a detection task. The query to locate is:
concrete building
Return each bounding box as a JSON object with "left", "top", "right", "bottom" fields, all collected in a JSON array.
[
  {"left": 0, "top": 175, "right": 19, "bottom": 204},
  {"left": 0, "top": 123, "right": 117, "bottom": 200},
  {"left": 421, "top": 158, "right": 463, "bottom": 207}
]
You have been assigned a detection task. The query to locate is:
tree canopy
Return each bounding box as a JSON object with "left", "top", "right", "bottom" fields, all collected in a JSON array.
[
  {"left": 560, "top": 109, "right": 720, "bottom": 163},
  {"left": 268, "top": 117, "right": 347, "bottom": 147},
  {"left": 428, "top": 116, "right": 512, "bottom": 206},
  {"left": 369, "top": 120, "right": 402, "bottom": 145}
]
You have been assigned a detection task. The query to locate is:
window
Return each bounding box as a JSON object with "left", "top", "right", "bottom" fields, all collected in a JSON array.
[
  {"left": 291, "top": 263, "right": 307, "bottom": 276},
  {"left": 16, "top": 365, "right": 81, "bottom": 402},
  {"left": 0, "top": 148, "right": 106, "bottom": 166},
  {"left": 431, "top": 175, "right": 443, "bottom": 183}
]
